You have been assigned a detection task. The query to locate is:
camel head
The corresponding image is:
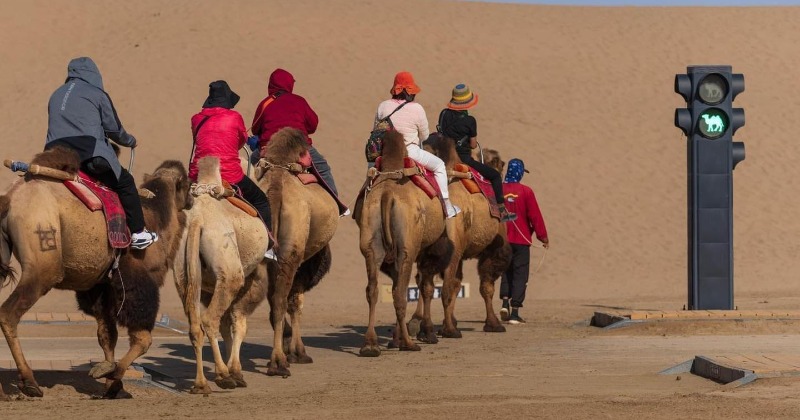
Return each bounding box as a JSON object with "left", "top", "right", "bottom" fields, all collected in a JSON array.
[
  {"left": 482, "top": 148, "right": 505, "bottom": 175},
  {"left": 422, "top": 133, "right": 459, "bottom": 168},
  {"left": 142, "top": 160, "right": 193, "bottom": 212},
  {"left": 265, "top": 128, "right": 310, "bottom": 166}
]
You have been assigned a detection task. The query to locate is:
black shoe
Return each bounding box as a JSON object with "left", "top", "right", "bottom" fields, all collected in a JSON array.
[
  {"left": 508, "top": 308, "right": 526, "bottom": 325},
  {"left": 500, "top": 299, "right": 510, "bottom": 321}
]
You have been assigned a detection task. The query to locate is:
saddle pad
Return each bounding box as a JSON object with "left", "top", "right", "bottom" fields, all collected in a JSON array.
[
  {"left": 64, "top": 171, "right": 130, "bottom": 248},
  {"left": 404, "top": 157, "right": 439, "bottom": 199},
  {"left": 297, "top": 173, "right": 317, "bottom": 185},
  {"left": 226, "top": 196, "right": 259, "bottom": 218},
  {"left": 454, "top": 164, "right": 500, "bottom": 220}
]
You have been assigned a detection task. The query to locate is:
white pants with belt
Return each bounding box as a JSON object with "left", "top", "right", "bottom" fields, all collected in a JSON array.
[{"left": 406, "top": 143, "right": 449, "bottom": 200}]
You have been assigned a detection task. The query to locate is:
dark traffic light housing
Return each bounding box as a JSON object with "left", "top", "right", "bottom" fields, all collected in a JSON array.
[{"left": 674, "top": 65, "right": 746, "bottom": 310}]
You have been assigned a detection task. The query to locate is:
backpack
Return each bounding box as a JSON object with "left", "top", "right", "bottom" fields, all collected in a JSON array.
[
  {"left": 364, "top": 101, "right": 409, "bottom": 163},
  {"left": 437, "top": 109, "right": 469, "bottom": 148}
]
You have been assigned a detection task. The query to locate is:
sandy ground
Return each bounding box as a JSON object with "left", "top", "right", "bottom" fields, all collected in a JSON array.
[{"left": 3, "top": 0, "right": 800, "bottom": 418}]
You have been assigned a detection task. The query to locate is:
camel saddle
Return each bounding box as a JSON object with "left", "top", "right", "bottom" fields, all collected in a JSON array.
[
  {"left": 64, "top": 171, "right": 130, "bottom": 248},
  {"left": 452, "top": 163, "right": 501, "bottom": 220}
]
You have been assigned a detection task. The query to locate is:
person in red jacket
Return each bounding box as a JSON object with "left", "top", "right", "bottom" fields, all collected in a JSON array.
[
  {"left": 190, "top": 80, "right": 275, "bottom": 260},
  {"left": 500, "top": 158, "right": 549, "bottom": 324},
  {"left": 250, "top": 68, "right": 339, "bottom": 197}
]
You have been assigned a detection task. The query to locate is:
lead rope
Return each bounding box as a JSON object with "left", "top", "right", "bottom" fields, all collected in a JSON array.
[
  {"left": 509, "top": 219, "right": 548, "bottom": 273},
  {"left": 107, "top": 253, "right": 126, "bottom": 317},
  {"left": 128, "top": 148, "right": 135, "bottom": 174}
]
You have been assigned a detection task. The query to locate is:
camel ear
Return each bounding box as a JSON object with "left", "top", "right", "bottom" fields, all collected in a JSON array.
[{"left": 142, "top": 173, "right": 154, "bottom": 183}]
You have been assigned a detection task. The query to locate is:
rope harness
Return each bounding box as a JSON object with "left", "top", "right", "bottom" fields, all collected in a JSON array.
[
  {"left": 189, "top": 182, "right": 234, "bottom": 199},
  {"left": 253, "top": 158, "right": 308, "bottom": 181}
]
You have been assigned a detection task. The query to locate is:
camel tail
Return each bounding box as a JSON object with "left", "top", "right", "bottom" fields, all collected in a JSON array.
[
  {"left": 380, "top": 193, "right": 396, "bottom": 265},
  {"left": 0, "top": 195, "right": 16, "bottom": 287},
  {"left": 185, "top": 219, "right": 203, "bottom": 309}
]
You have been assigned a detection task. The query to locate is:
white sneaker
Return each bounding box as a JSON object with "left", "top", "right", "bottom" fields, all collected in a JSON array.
[
  {"left": 131, "top": 229, "right": 159, "bottom": 250},
  {"left": 446, "top": 203, "right": 462, "bottom": 219},
  {"left": 340, "top": 208, "right": 351, "bottom": 217},
  {"left": 264, "top": 248, "right": 278, "bottom": 261}
]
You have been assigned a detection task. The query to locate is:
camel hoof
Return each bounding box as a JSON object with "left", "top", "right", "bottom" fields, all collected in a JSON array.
[
  {"left": 400, "top": 343, "right": 421, "bottom": 352},
  {"left": 17, "top": 380, "right": 43, "bottom": 398},
  {"left": 418, "top": 331, "right": 439, "bottom": 344},
  {"left": 102, "top": 380, "right": 124, "bottom": 399},
  {"left": 190, "top": 384, "right": 212, "bottom": 395},
  {"left": 266, "top": 363, "right": 291, "bottom": 378},
  {"left": 407, "top": 318, "right": 422, "bottom": 337},
  {"left": 288, "top": 353, "right": 314, "bottom": 364},
  {"left": 359, "top": 346, "right": 381, "bottom": 357},
  {"left": 484, "top": 324, "right": 506, "bottom": 333},
  {"left": 89, "top": 361, "right": 117, "bottom": 379},
  {"left": 439, "top": 328, "right": 462, "bottom": 339},
  {"left": 232, "top": 374, "right": 248, "bottom": 388},
  {"left": 214, "top": 376, "right": 237, "bottom": 390}
]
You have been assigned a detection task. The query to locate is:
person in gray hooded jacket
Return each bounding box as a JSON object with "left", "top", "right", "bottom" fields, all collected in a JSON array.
[{"left": 45, "top": 57, "right": 158, "bottom": 249}]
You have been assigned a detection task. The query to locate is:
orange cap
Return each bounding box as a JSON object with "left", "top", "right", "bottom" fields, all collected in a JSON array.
[{"left": 390, "top": 71, "right": 421, "bottom": 95}]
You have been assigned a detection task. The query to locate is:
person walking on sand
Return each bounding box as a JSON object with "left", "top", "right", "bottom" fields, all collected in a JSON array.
[{"left": 499, "top": 158, "right": 549, "bottom": 324}]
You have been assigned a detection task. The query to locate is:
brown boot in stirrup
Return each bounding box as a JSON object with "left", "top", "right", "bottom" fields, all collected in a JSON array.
[{"left": 498, "top": 204, "right": 517, "bottom": 223}]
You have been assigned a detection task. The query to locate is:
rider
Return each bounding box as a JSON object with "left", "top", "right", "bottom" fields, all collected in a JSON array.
[
  {"left": 190, "top": 80, "right": 276, "bottom": 261},
  {"left": 45, "top": 57, "right": 158, "bottom": 250},
  {"left": 437, "top": 84, "right": 516, "bottom": 222},
  {"left": 375, "top": 72, "right": 460, "bottom": 218},
  {"left": 251, "top": 68, "right": 340, "bottom": 197}
]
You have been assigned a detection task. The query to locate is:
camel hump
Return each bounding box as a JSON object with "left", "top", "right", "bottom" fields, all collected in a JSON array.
[
  {"left": 196, "top": 156, "right": 223, "bottom": 185},
  {"left": 30, "top": 146, "right": 81, "bottom": 175}
]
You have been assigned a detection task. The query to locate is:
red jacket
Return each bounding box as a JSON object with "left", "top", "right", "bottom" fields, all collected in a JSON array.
[
  {"left": 503, "top": 182, "right": 548, "bottom": 246},
  {"left": 251, "top": 68, "right": 318, "bottom": 149},
  {"left": 189, "top": 107, "right": 247, "bottom": 184}
]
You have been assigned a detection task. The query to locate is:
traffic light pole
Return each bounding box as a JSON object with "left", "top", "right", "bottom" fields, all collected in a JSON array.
[{"left": 675, "top": 65, "right": 746, "bottom": 310}]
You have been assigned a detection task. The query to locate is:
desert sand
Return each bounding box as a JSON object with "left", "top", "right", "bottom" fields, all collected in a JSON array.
[{"left": 3, "top": 0, "right": 800, "bottom": 418}]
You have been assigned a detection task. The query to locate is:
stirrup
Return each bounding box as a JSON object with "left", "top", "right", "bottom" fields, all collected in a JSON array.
[{"left": 500, "top": 211, "right": 517, "bottom": 222}]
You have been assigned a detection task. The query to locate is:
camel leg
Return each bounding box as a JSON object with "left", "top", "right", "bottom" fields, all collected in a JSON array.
[
  {"left": 0, "top": 272, "right": 56, "bottom": 398},
  {"left": 89, "top": 292, "right": 120, "bottom": 381},
  {"left": 222, "top": 309, "right": 248, "bottom": 388},
  {"left": 440, "top": 259, "right": 464, "bottom": 338},
  {"left": 177, "top": 271, "right": 210, "bottom": 395},
  {"left": 267, "top": 257, "right": 299, "bottom": 377},
  {"left": 202, "top": 270, "right": 241, "bottom": 390},
  {"left": 393, "top": 254, "right": 420, "bottom": 352},
  {"left": 416, "top": 270, "right": 438, "bottom": 344},
  {"left": 478, "top": 248, "right": 507, "bottom": 333},
  {"left": 407, "top": 272, "right": 425, "bottom": 338},
  {"left": 359, "top": 244, "right": 385, "bottom": 357},
  {"left": 286, "top": 291, "right": 313, "bottom": 364},
  {"left": 102, "top": 328, "right": 152, "bottom": 399}
]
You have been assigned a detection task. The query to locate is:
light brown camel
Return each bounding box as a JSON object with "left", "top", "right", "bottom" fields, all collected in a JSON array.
[
  {"left": 0, "top": 148, "right": 191, "bottom": 399},
  {"left": 355, "top": 130, "right": 454, "bottom": 356},
  {"left": 480, "top": 148, "right": 506, "bottom": 175},
  {"left": 256, "top": 128, "right": 337, "bottom": 377},
  {"left": 173, "top": 157, "right": 269, "bottom": 394},
  {"left": 420, "top": 134, "right": 512, "bottom": 337}
]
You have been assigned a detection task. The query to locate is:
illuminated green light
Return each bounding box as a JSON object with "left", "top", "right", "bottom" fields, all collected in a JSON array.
[{"left": 697, "top": 108, "right": 728, "bottom": 139}]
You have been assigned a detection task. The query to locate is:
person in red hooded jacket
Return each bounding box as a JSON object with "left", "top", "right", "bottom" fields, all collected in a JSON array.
[
  {"left": 190, "top": 80, "right": 276, "bottom": 260},
  {"left": 250, "top": 68, "right": 339, "bottom": 197}
]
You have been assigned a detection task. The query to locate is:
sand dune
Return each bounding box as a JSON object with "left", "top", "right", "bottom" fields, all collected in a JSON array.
[{"left": 2, "top": 0, "right": 800, "bottom": 306}]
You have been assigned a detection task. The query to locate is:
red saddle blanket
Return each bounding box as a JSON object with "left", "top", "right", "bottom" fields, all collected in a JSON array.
[
  {"left": 454, "top": 163, "right": 501, "bottom": 220},
  {"left": 63, "top": 172, "right": 130, "bottom": 248},
  {"left": 374, "top": 157, "right": 440, "bottom": 199}
]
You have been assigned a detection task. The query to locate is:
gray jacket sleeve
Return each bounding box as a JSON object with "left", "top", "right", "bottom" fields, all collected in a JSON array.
[{"left": 99, "top": 93, "right": 136, "bottom": 148}]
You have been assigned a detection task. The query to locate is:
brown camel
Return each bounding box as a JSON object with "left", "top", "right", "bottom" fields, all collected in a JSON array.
[
  {"left": 480, "top": 148, "right": 506, "bottom": 174},
  {"left": 420, "top": 134, "right": 512, "bottom": 337},
  {"left": 173, "top": 157, "right": 269, "bottom": 394},
  {"left": 355, "top": 130, "right": 454, "bottom": 356},
  {"left": 0, "top": 147, "right": 191, "bottom": 399},
  {"left": 256, "top": 128, "right": 337, "bottom": 377}
]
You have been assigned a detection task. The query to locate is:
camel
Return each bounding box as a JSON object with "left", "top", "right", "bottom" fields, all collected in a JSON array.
[
  {"left": 0, "top": 147, "right": 191, "bottom": 399},
  {"left": 480, "top": 148, "right": 506, "bottom": 175},
  {"left": 355, "top": 130, "right": 454, "bottom": 356},
  {"left": 173, "top": 157, "right": 269, "bottom": 394},
  {"left": 255, "top": 128, "right": 337, "bottom": 377},
  {"left": 420, "top": 134, "right": 512, "bottom": 337}
]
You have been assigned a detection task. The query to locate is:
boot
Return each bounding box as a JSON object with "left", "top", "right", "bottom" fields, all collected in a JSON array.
[
  {"left": 498, "top": 205, "right": 517, "bottom": 222},
  {"left": 264, "top": 232, "right": 277, "bottom": 261},
  {"left": 508, "top": 307, "right": 526, "bottom": 325},
  {"left": 500, "top": 299, "right": 511, "bottom": 321},
  {"left": 445, "top": 199, "right": 461, "bottom": 219}
]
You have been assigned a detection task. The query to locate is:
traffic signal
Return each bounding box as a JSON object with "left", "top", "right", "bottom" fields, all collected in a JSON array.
[{"left": 674, "top": 65, "right": 746, "bottom": 310}]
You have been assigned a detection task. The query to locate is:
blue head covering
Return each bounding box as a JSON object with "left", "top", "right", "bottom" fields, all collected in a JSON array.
[{"left": 504, "top": 158, "right": 529, "bottom": 183}]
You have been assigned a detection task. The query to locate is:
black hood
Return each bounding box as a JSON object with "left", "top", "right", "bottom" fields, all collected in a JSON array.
[{"left": 203, "top": 80, "right": 240, "bottom": 109}]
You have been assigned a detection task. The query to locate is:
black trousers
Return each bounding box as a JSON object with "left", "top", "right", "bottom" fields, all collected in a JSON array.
[
  {"left": 82, "top": 157, "right": 145, "bottom": 233},
  {"left": 458, "top": 154, "right": 504, "bottom": 204},
  {"left": 234, "top": 175, "right": 272, "bottom": 229},
  {"left": 500, "top": 244, "right": 531, "bottom": 308}
]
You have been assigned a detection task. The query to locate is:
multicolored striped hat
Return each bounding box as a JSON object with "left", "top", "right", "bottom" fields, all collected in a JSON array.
[{"left": 447, "top": 83, "right": 479, "bottom": 110}]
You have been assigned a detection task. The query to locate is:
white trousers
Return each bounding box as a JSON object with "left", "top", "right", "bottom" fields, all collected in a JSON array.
[{"left": 407, "top": 144, "right": 449, "bottom": 200}]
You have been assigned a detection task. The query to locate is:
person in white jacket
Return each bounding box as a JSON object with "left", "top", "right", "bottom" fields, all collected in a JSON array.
[{"left": 374, "top": 71, "right": 461, "bottom": 218}]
